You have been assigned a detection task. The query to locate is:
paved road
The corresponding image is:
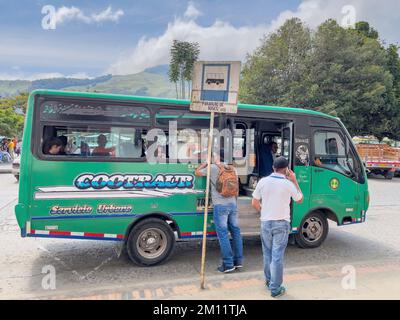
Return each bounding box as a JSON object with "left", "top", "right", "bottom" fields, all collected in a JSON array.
[{"left": 0, "top": 173, "right": 399, "bottom": 299}]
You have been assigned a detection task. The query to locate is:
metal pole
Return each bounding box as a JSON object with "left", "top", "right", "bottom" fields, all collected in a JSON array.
[{"left": 200, "top": 111, "right": 215, "bottom": 289}]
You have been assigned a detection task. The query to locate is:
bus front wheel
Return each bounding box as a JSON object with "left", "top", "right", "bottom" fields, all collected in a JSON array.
[
  {"left": 126, "top": 218, "right": 175, "bottom": 266},
  {"left": 294, "top": 211, "right": 329, "bottom": 249}
]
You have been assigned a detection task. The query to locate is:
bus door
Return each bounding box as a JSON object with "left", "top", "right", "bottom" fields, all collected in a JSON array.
[
  {"left": 310, "top": 128, "right": 360, "bottom": 225},
  {"left": 225, "top": 117, "right": 259, "bottom": 235},
  {"left": 281, "top": 122, "right": 294, "bottom": 166}
]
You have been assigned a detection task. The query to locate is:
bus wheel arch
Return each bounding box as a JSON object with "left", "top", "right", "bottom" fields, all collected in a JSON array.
[
  {"left": 294, "top": 209, "right": 331, "bottom": 249},
  {"left": 124, "top": 213, "right": 180, "bottom": 241},
  {"left": 124, "top": 213, "right": 178, "bottom": 266}
]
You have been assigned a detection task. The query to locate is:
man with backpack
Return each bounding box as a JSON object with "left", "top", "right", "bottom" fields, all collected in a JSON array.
[{"left": 195, "top": 152, "right": 243, "bottom": 273}]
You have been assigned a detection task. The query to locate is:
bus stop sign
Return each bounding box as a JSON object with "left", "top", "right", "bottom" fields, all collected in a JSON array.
[{"left": 190, "top": 61, "right": 241, "bottom": 114}]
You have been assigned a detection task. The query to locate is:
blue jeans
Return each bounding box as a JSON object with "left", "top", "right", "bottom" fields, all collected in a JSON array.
[
  {"left": 213, "top": 203, "right": 243, "bottom": 267},
  {"left": 261, "top": 220, "right": 290, "bottom": 294}
]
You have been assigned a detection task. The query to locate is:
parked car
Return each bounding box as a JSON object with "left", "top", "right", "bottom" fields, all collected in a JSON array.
[{"left": 11, "top": 156, "right": 20, "bottom": 181}]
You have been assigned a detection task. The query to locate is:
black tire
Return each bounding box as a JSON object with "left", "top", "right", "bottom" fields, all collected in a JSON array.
[
  {"left": 294, "top": 211, "right": 329, "bottom": 249},
  {"left": 384, "top": 171, "right": 394, "bottom": 180},
  {"left": 126, "top": 218, "right": 175, "bottom": 266}
]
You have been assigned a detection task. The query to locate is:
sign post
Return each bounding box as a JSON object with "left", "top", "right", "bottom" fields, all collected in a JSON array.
[
  {"left": 200, "top": 111, "right": 214, "bottom": 289},
  {"left": 190, "top": 61, "right": 241, "bottom": 289}
]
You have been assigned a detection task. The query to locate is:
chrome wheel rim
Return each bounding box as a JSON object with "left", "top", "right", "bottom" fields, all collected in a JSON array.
[
  {"left": 301, "top": 217, "right": 323, "bottom": 243},
  {"left": 136, "top": 228, "right": 167, "bottom": 259}
]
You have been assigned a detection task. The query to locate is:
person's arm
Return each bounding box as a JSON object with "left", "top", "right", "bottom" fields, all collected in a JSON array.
[
  {"left": 251, "top": 181, "right": 262, "bottom": 212},
  {"left": 252, "top": 198, "right": 262, "bottom": 212},
  {"left": 195, "top": 163, "right": 208, "bottom": 177},
  {"left": 286, "top": 169, "right": 304, "bottom": 204}
]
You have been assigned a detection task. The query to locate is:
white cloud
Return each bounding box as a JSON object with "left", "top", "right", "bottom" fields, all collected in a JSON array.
[
  {"left": 69, "top": 72, "right": 92, "bottom": 79},
  {"left": 184, "top": 2, "right": 202, "bottom": 19},
  {"left": 107, "top": 0, "right": 400, "bottom": 76},
  {"left": 107, "top": 18, "right": 269, "bottom": 75},
  {"left": 0, "top": 72, "right": 91, "bottom": 81},
  {"left": 55, "top": 6, "right": 124, "bottom": 25}
]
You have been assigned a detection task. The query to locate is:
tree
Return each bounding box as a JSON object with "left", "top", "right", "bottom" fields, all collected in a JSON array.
[
  {"left": 385, "top": 44, "right": 400, "bottom": 140},
  {"left": 240, "top": 18, "right": 312, "bottom": 108},
  {"left": 0, "top": 93, "right": 27, "bottom": 138},
  {"left": 168, "top": 40, "right": 200, "bottom": 99},
  {"left": 240, "top": 18, "right": 400, "bottom": 140},
  {"left": 307, "top": 20, "right": 394, "bottom": 140},
  {"left": 354, "top": 21, "right": 379, "bottom": 40}
]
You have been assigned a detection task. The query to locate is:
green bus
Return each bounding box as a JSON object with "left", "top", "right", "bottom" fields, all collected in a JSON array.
[{"left": 15, "top": 90, "right": 369, "bottom": 266}]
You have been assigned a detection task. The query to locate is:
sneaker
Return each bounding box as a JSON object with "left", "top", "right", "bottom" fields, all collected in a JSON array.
[
  {"left": 217, "top": 265, "right": 236, "bottom": 273},
  {"left": 234, "top": 263, "right": 243, "bottom": 269},
  {"left": 265, "top": 280, "right": 270, "bottom": 290},
  {"left": 271, "top": 286, "right": 286, "bottom": 298}
]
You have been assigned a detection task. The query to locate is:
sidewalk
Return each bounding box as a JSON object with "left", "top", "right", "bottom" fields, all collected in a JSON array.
[
  {"left": 169, "top": 266, "right": 400, "bottom": 300},
  {"left": 26, "top": 259, "right": 400, "bottom": 300}
]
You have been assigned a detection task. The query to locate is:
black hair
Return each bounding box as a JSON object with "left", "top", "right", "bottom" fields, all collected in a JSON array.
[
  {"left": 273, "top": 156, "right": 289, "bottom": 169},
  {"left": 58, "top": 135, "right": 68, "bottom": 146},
  {"left": 43, "top": 137, "right": 63, "bottom": 154}
]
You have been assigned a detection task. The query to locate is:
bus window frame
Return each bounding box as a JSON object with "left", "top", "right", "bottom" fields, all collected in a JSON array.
[
  {"left": 311, "top": 127, "right": 364, "bottom": 183},
  {"left": 233, "top": 121, "right": 248, "bottom": 160},
  {"left": 37, "top": 122, "right": 150, "bottom": 162},
  {"left": 32, "top": 95, "right": 157, "bottom": 163},
  {"left": 31, "top": 95, "right": 224, "bottom": 163}
]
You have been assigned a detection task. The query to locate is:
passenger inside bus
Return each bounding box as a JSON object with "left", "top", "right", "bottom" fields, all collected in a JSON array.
[
  {"left": 270, "top": 141, "right": 279, "bottom": 159},
  {"left": 258, "top": 142, "right": 273, "bottom": 177},
  {"left": 92, "top": 134, "right": 116, "bottom": 157},
  {"left": 258, "top": 140, "right": 279, "bottom": 178},
  {"left": 43, "top": 137, "right": 63, "bottom": 155},
  {"left": 326, "top": 138, "right": 339, "bottom": 155},
  {"left": 229, "top": 118, "right": 291, "bottom": 199},
  {"left": 80, "top": 141, "right": 91, "bottom": 156},
  {"left": 57, "top": 135, "right": 68, "bottom": 155}
]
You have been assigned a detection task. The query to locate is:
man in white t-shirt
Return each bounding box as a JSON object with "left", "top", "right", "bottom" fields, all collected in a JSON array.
[{"left": 252, "top": 156, "right": 303, "bottom": 298}]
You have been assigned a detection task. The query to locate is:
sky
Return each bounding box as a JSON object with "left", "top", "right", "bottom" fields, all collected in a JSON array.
[{"left": 0, "top": 0, "right": 399, "bottom": 80}]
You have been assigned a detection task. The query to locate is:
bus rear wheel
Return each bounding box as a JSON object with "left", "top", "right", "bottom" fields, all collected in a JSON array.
[
  {"left": 294, "top": 211, "right": 329, "bottom": 248},
  {"left": 126, "top": 218, "right": 175, "bottom": 266}
]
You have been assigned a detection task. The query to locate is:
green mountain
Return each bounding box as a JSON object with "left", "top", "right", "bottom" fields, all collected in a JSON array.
[{"left": 0, "top": 65, "right": 176, "bottom": 99}]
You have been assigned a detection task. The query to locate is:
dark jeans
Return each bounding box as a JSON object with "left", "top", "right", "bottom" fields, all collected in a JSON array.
[{"left": 213, "top": 203, "right": 243, "bottom": 267}]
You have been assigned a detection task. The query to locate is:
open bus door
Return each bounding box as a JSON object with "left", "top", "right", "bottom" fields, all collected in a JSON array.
[{"left": 281, "top": 122, "right": 294, "bottom": 167}]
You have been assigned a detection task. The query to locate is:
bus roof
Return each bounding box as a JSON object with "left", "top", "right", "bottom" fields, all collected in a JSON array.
[{"left": 30, "top": 89, "right": 338, "bottom": 120}]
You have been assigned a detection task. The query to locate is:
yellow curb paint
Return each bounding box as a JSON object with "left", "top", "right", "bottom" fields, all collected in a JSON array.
[
  {"left": 143, "top": 289, "right": 152, "bottom": 299},
  {"left": 131, "top": 290, "right": 140, "bottom": 299},
  {"left": 155, "top": 288, "right": 164, "bottom": 298},
  {"left": 173, "top": 284, "right": 199, "bottom": 295},
  {"left": 285, "top": 273, "right": 318, "bottom": 282}
]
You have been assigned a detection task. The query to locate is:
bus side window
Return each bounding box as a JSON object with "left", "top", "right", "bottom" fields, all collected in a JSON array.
[
  {"left": 313, "top": 131, "right": 356, "bottom": 178},
  {"left": 40, "top": 125, "right": 146, "bottom": 160}
]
